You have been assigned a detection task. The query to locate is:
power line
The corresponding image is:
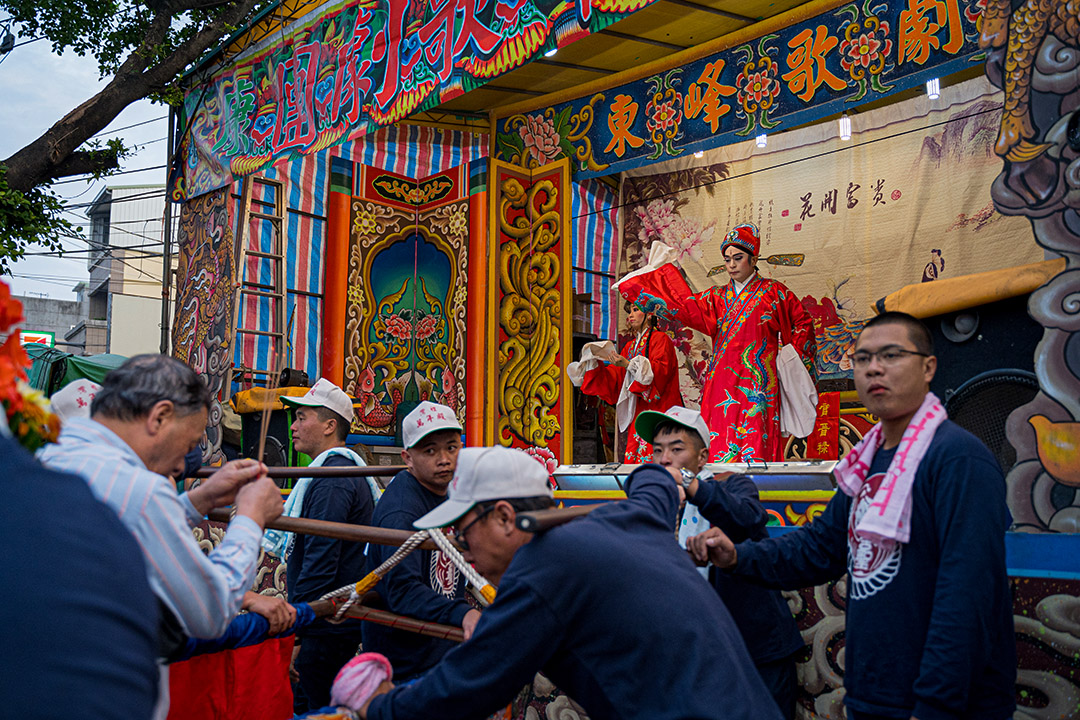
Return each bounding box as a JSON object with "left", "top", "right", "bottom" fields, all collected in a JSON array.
[
  {"left": 89, "top": 115, "right": 168, "bottom": 139},
  {"left": 52, "top": 164, "right": 168, "bottom": 186},
  {"left": 63, "top": 188, "right": 166, "bottom": 210}
]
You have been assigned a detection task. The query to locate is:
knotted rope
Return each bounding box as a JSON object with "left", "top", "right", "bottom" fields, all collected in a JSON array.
[{"left": 320, "top": 528, "right": 495, "bottom": 624}]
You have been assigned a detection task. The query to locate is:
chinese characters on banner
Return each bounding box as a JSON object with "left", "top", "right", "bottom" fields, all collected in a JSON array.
[
  {"left": 176, "top": 0, "right": 660, "bottom": 200},
  {"left": 497, "top": 0, "right": 982, "bottom": 179},
  {"left": 805, "top": 392, "right": 840, "bottom": 460}
]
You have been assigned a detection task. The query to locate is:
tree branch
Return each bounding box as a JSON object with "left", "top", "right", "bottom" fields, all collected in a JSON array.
[
  {"left": 2, "top": 0, "right": 263, "bottom": 193},
  {"left": 48, "top": 150, "right": 123, "bottom": 181}
]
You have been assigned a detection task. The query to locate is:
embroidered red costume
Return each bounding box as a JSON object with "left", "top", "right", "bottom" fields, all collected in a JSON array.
[
  {"left": 617, "top": 226, "right": 817, "bottom": 462},
  {"left": 579, "top": 328, "right": 684, "bottom": 463}
]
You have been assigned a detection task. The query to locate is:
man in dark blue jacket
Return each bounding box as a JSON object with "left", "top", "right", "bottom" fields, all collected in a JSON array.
[
  {"left": 361, "top": 445, "right": 783, "bottom": 720},
  {"left": 1, "top": 434, "right": 159, "bottom": 719},
  {"left": 362, "top": 401, "right": 479, "bottom": 681},
  {"left": 283, "top": 379, "right": 377, "bottom": 711},
  {"left": 636, "top": 405, "right": 805, "bottom": 719},
  {"left": 689, "top": 312, "right": 1017, "bottom": 720}
]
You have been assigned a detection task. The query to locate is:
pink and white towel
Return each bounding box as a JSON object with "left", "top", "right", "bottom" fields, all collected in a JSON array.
[{"left": 834, "top": 392, "right": 947, "bottom": 550}]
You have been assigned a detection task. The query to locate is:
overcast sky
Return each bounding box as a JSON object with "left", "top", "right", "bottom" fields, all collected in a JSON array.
[{"left": 0, "top": 29, "right": 169, "bottom": 301}]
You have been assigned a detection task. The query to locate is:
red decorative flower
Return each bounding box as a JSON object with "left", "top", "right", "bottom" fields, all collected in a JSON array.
[
  {"left": 646, "top": 91, "right": 683, "bottom": 138},
  {"left": 415, "top": 314, "right": 439, "bottom": 341},
  {"left": 518, "top": 113, "right": 561, "bottom": 164},
  {"left": 735, "top": 58, "right": 780, "bottom": 114},
  {"left": 522, "top": 446, "right": 559, "bottom": 489},
  {"left": 839, "top": 19, "right": 892, "bottom": 79},
  {"left": 384, "top": 314, "right": 412, "bottom": 340}
]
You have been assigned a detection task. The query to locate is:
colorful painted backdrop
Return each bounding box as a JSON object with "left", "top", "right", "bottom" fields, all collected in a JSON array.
[
  {"left": 617, "top": 76, "right": 1041, "bottom": 409},
  {"left": 489, "top": 158, "right": 573, "bottom": 465},
  {"left": 341, "top": 163, "right": 470, "bottom": 437},
  {"left": 175, "top": 0, "right": 656, "bottom": 200}
]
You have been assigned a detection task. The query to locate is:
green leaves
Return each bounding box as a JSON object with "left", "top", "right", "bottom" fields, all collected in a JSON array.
[{"left": 0, "top": 166, "right": 77, "bottom": 275}]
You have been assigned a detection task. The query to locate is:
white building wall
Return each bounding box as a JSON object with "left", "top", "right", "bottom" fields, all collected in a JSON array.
[{"left": 108, "top": 293, "right": 163, "bottom": 356}]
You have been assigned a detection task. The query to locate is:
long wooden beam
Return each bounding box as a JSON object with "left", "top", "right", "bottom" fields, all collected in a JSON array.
[{"left": 206, "top": 508, "right": 443, "bottom": 551}]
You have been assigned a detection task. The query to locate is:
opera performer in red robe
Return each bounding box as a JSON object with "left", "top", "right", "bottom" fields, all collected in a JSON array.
[
  {"left": 615, "top": 223, "right": 817, "bottom": 463},
  {"left": 567, "top": 306, "right": 684, "bottom": 463}
]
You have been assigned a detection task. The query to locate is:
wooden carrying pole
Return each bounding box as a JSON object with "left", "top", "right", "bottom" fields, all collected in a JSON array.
[
  {"left": 206, "top": 508, "right": 443, "bottom": 551},
  {"left": 341, "top": 605, "right": 464, "bottom": 643},
  {"left": 192, "top": 465, "right": 407, "bottom": 478},
  {"left": 515, "top": 505, "right": 601, "bottom": 533}
]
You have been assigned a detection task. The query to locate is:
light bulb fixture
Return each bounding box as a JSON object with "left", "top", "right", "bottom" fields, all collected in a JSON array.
[
  {"left": 925, "top": 77, "right": 940, "bottom": 100},
  {"left": 756, "top": 134, "right": 767, "bottom": 148},
  {"left": 838, "top": 114, "right": 851, "bottom": 141},
  {"left": 694, "top": 151, "right": 704, "bottom": 159},
  {"left": 544, "top": 47, "right": 557, "bottom": 58}
]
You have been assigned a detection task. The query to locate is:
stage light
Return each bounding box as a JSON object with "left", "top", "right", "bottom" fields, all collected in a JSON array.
[
  {"left": 694, "top": 151, "right": 704, "bottom": 159},
  {"left": 756, "top": 134, "right": 767, "bottom": 148},
  {"left": 839, "top": 114, "right": 851, "bottom": 141},
  {"left": 926, "top": 77, "right": 940, "bottom": 100},
  {"left": 544, "top": 47, "right": 557, "bottom": 57}
]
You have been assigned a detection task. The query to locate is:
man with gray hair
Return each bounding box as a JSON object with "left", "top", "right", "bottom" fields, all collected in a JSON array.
[{"left": 40, "top": 354, "right": 283, "bottom": 649}]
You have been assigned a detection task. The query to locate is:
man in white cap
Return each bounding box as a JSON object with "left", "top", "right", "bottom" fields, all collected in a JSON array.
[
  {"left": 280, "top": 378, "right": 378, "bottom": 712},
  {"left": 362, "top": 401, "right": 479, "bottom": 682},
  {"left": 635, "top": 405, "right": 804, "bottom": 720},
  {"left": 360, "top": 447, "right": 783, "bottom": 720}
]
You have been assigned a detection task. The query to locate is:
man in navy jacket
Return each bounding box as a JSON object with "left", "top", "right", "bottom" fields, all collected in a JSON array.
[
  {"left": 689, "top": 312, "right": 1016, "bottom": 720},
  {"left": 362, "top": 401, "right": 479, "bottom": 681},
  {"left": 636, "top": 405, "right": 805, "bottom": 719},
  {"left": 361, "top": 446, "right": 783, "bottom": 720}
]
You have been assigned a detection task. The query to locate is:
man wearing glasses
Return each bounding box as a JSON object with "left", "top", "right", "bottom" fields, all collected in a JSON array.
[
  {"left": 360, "top": 446, "right": 783, "bottom": 720},
  {"left": 687, "top": 312, "right": 1017, "bottom": 720}
]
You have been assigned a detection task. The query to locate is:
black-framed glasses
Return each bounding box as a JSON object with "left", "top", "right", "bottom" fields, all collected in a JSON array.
[
  {"left": 851, "top": 346, "right": 929, "bottom": 368},
  {"left": 453, "top": 504, "right": 495, "bottom": 551}
]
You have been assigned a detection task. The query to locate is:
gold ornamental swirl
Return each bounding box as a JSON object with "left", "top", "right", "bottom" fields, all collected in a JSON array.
[{"left": 496, "top": 176, "right": 563, "bottom": 448}]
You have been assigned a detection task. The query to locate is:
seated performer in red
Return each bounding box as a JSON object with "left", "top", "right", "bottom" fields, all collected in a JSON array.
[
  {"left": 569, "top": 305, "right": 683, "bottom": 463},
  {"left": 615, "top": 223, "right": 816, "bottom": 462}
]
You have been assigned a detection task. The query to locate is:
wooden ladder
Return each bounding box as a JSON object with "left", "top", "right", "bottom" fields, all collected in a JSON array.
[{"left": 224, "top": 175, "right": 287, "bottom": 395}]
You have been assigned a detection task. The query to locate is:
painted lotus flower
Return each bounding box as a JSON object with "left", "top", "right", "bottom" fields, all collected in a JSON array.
[
  {"left": 839, "top": 21, "right": 891, "bottom": 77},
  {"left": 660, "top": 217, "right": 716, "bottom": 264},
  {"left": 446, "top": 209, "right": 468, "bottom": 238},
  {"left": 415, "top": 314, "right": 439, "bottom": 340},
  {"left": 518, "top": 113, "right": 561, "bottom": 164},
  {"left": 634, "top": 198, "right": 677, "bottom": 246},
  {"left": 384, "top": 314, "right": 412, "bottom": 340},
  {"left": 523, "top": 446, "right": 559, "bottom": 488},
  {"left": 354, "top": 209, "right": 379, "bottom": 236},
  {"left": 735, "top": 58, "right": 780, "bottom": 112},
  {"left": 646, "top": 93, "right": 683, "bottom": 137}
]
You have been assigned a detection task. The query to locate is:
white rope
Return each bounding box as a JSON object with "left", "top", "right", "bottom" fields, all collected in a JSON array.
[{"left": 429, "top": 525, "right": 495, "bottom": 607}]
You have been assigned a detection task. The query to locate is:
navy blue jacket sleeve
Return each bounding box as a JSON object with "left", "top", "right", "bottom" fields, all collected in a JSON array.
[
  {"left": 377, "top": 510, "right": 471, "bottom": 627},
  {"left": 177, "top": 603, "right": 316, "bottom": 661},
  {"left": 367, "top": 578, "right": 563, "bottom": 720},
  {"left": 911, "top": 454, "right": 1010, "bottom": 720},
  {"left": 690, "top": 474, "right": 766, "bottom": 542},
  {"left": 293, "top": 479, "right": 372, "bottom": 601},
  {"left": 622, "top": 463, "right": 681, "bottom": 531},
  {"left": 732, "top": 491, "right": 850, "bottom": 590}
]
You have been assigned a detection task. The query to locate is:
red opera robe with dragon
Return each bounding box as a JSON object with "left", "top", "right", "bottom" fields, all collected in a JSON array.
[
  {"left": 580, "top": 328, "right": 684, "bottom": 463},
  {"left": 619, "top": 264, "right": 817, "bottom": 462}
]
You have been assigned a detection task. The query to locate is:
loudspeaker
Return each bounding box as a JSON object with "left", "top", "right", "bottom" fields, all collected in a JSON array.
[
  {"left": 922, "top": 293, "right": 1043, "bottom": 402},
  {"left": 945, "top": 369, "right": 1039, "bottom": 472},
  {"left": 240, "top": 408, "right": 294, "bottom": 473}
]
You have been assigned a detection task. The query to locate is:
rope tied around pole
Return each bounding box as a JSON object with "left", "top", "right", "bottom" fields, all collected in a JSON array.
[{"left": 320, "top": 528, "right": 496, "bottom": 624}]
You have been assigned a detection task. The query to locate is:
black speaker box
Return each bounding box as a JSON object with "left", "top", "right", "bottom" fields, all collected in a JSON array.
[
  {"left": 922, "top": 293, "right": 1042, "bottom": 402},
  {"left": 240, "top": 408, "right": 294, "bottom": 470}
]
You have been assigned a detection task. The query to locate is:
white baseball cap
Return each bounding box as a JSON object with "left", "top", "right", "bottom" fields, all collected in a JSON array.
[
  {"left": 413, "top": 446, "right": 553, "bottom": 529},
  {"left": 51, "top": 379, "right": 102, "bottom": 423},
  {"left": 402, "top": 401, "right": 462, "bottom": 449},
  {"left": 281, "top": 378, "right": 355, "bottom": 423},
  {"left": 635, "top": 405, "right": 712, "bottom": 451}
]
